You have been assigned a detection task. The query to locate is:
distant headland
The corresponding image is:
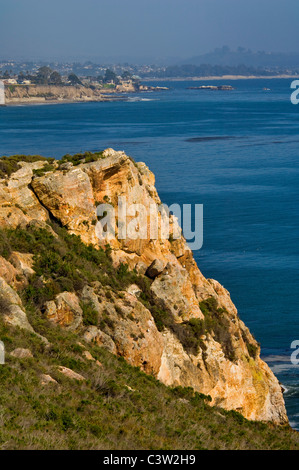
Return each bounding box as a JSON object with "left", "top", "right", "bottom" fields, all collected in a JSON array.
[{"left": 0, "top": 66, "right": 168, "bottom": 105}]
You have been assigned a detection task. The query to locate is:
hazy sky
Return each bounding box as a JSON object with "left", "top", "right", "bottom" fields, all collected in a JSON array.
[{"left": 1, "top": 0, "right": 298, "bottom": 62}]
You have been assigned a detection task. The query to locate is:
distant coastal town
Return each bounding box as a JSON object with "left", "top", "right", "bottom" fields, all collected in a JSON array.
[
  {"left": 2, "top": 48, "right": 299, "bottom": 80},
  {"left": 0, "top": 65, "right": 168, "bottom": 105},
  {"left": 1, "top": 49, "right": 299, "bottom": 105}
]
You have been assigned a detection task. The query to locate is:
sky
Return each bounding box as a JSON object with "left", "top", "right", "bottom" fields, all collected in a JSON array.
[{"left": 0, "top": 0, "right": 298, "bottom": 62}]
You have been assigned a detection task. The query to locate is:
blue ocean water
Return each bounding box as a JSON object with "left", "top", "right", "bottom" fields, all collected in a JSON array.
[{"left": 0, "top": 79, "right": 298, "bottom": 428}]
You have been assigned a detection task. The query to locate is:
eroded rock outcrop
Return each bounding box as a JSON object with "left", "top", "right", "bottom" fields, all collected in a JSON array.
[
  {"left": 31, "top": 167, "right": 97, "bottom": 245},
  {"left": 9, "top": 252, "right": 35, "bottom": 278},
  {"left": 0, "top": 277, "right": 34, "bottom": 332},
  {"left": 0, "top": 149, "right": 288, "bottom": 424},
  {"left": 0, "top": 256, "right": 21, "bottom": 287},
  {"left": 0, "top": 162, "right": 49, "bottom": 229},
  {"left": 45, "top": 292, "right": 83, "bottom": 330}
]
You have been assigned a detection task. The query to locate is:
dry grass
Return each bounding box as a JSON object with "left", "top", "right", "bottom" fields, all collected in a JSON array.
[
  {"left": 0, "top": 224, "right": 298, "bottom": 450},
  {"left": 0, "top": 315, "right": 298, "bottom": 450}
]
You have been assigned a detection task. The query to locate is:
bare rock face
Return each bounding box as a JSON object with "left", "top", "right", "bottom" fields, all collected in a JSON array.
[
  {"left": 126, "top": 284, "right": 142, "bottom": 297},
  {"left": 57, "top": 366, "right": 86, "bottom": 381},
  {"left": 0, "top": 256, "right": 21, "bottom": 287},
  {"left": 82, "top": 350, "right": 95, "bottom": 361},
  {"left": 0, "top": 150, "right": 288, "bottom": 424},
  {"left": 157, "top": 328, "right": 285, "bottom": 423},
  {"left": 81, "top": 286, "right": 164, "bottom": 377},
  {"left": 135, "top": 261, "right": 148, "bottom": 275},
  {"left": 40, "top": 374, "right": 58, "bottom": 386},
  {"left": 80, "top": 285, "right": 102, "bottom": 312},
  {"left": 150, "top": 262, "right": 204, "bottom": 322},
  {"left": 83, "top": 326, "right": 117, "bottom": 355},
  {"left": 9, "top": 252, "right": 35, "bottom": 278},
  {"left": 45, "top": 292, "right": 83, "bottom": 330},
  {"left": 0, "top": 252, "right": 35, "bottom": 290},
  {"left": 0, "top": 163, "right": 49, "bottom": 229},
  {"left": 0, "top": 277, "right": 35, "bottom": 332},
  {"left": 10, "top": 348, "right": 33, "bottom": 359},
  {"left": 31, "top": 168, "right": 97, "bottom": 245},
  {"left": 111, "top": 293, "right": 164, "bottom": 376},
  {"left": 81, "top": 150, "right": 171, "bottom": 264}
]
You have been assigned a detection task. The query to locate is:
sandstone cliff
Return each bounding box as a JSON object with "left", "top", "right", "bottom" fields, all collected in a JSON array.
[
  {"left": 4, "top": 83, "right": 163, "bottom": 104},
  {"left": 0, "top": 149, "right": 287, "bottom": 424},
  {"left": 4, "top": 85, "right": 112, "bottom": 104}
]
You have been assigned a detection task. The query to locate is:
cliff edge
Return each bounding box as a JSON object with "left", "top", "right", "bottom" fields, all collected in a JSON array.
[
  {"left": 0, "top": 149, "right": 287, "bottom": 424},
  {"left": 4, "top": 85, "right": 114, "bottom": 104}
]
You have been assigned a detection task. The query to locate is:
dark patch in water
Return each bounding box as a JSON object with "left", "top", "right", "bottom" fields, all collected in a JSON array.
[
  {"left": 239, "top": 139, "right": 299, "bottom": 148},
  {"left": 185, "top": 136, "right": 234, "bottom": 143},
  {"left": 238, "top": 143, "right": 268, "bottom": 148},
  {"left": 272, "top": 139, "right": 299, "bottom": 144}
]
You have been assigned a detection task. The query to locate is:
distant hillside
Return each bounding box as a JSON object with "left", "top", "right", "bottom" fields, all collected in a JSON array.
[
  {"left": 142, "top": 48, "right": 299, "bottom": 78},
  {"left": 182, "top": 47, "right": 299, "bottom": 69},
  {"left": 146, "top": 64, "right": 279, "bottom": 78}
]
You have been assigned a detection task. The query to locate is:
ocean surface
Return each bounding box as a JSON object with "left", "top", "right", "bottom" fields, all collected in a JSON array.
[{"left": 0, "top": 79, "right": 298, "bottom": 428}]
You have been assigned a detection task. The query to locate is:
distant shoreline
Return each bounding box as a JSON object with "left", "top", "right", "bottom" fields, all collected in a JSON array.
[
  {"left": 4, "top": 96, "right": 128, "bottom": 106},
  {"left": 3, "top": 83, "right": 168, "bottom": 106},
  {"left": 142, "top": 75, "right": 299, "bottom": 81}
]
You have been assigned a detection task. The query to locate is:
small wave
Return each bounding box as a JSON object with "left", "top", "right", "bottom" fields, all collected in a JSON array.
[
  {"left": 284, "top": 386, "right": 299, "bottom": 398},
  {"left": 262, "top": 354, "right": 299, "bottom": 376},
  {"left": 262, "top": 355, "right": 291, "bottom": 362},
  {"left": 288, "top": 420, "right": 299, "bottom": 430},
  {"left": 268, "top": 363, "right": 299, "bottom": 374},
  {"left": 127, "top": 97, "right": 157, "bottom": 102}
]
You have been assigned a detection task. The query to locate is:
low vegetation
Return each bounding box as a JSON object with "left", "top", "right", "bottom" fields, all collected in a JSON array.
[
  {"left": 0, "top": 314, "right": 298, "bottom": 450},
  {"left": 58, "top": 151, "right": 105, "bottom": 167},
  {"left": 0, "top": 223, "right": 255, "bottom": 363},
  {"left": 0, "top": 220, "right": 298, "bottom": 449},
  {"left": 33, "top": 164, "right": 56, "bottom": 177},
  {"left": 0, "top": 155, "right": 55, "bottom": 179},
  {"left": 0, "top": 152, "right": 106, "bottom": 180}
]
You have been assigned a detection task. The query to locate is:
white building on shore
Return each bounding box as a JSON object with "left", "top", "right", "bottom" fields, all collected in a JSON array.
[{"left": 0, "top": 80, "right": 5, "bottom": 105}]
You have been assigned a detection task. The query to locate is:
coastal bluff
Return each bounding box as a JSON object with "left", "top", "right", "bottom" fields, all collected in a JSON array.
[
  {"left": 4, "top": 84, "right": 117, "bottom": 104},
  {"left": 4, "top": 83, "right": 167, "bottom": 105},
  {"left": 0, "top": 149, "right": 287, "bottom": 424}
]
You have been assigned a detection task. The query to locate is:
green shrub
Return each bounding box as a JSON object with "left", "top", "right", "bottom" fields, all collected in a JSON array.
[
  {"left": 199, "top": 298, "right": 236, "bottom": 362},
  {"left": 0, "top": 224, "right": 115, "bottom": 307},
  {"left": 33, "top": 164, "right": 55, "bottom": 177},
  {"left": 246, "top": 341, "right": 259, "bottom": 359},
  {"left": 58, "top": 151, "right": 104, "bottom": 167},
  {"left": 0, "top": 155, "right": 54, "bottom": 179},
  {"left": 82, "top": 303, "right": 98, "bottom": 326},
  {"left": 0, "top": 158, "right": 20, "bottom": 177}
]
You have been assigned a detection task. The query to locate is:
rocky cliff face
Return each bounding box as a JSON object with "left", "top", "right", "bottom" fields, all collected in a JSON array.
[
  {"left": 0, "top": 149, "right": 288, "bottom": 424},
  {"left": 4, "top": 85, "right": 107, "bottom": 104}
]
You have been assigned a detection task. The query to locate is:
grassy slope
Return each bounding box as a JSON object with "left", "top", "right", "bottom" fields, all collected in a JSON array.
[
  {"left": 1, "top": 316, "right": 298, "bottom": 450},
  {"left": 0, "top": 223, "right": 298, "bottom": 450}
]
